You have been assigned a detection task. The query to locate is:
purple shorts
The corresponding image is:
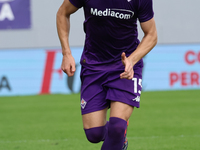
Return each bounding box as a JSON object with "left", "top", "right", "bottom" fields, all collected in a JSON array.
[{"left": 80, "top": 60, "right": 143, "bottom": 115}]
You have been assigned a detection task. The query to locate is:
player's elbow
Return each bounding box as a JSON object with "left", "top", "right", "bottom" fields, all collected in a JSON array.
[
  {"left": 56, "top": 8, "right": 65, "bottom": 19},
  {"left": 56, "top": 9, "right": 62, "bottom": 22},
  {"left": 153, "top": 30, "right": 158, "bottom": 46},
  {"left": 149, "top": 29, "right": 157, "bottom": 47},
  {"left": 56, "top": 7, "right": 69, "bottom": 20}
]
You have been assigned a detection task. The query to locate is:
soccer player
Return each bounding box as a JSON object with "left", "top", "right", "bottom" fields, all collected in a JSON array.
[{"left": 56, "top": 0, "right": 157, "bottom": 149}]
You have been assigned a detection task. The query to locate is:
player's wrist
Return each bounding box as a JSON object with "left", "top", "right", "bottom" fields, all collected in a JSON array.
[
  {"left": 127, "top": 55, "right": 136, "bottom": 67},
  {"left": 62, "top": 49, "right": 72, "bottom": 56}
]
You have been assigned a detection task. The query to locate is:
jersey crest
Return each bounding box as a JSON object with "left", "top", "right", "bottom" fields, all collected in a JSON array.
[{"left": 81, "top": 98, "right": 87, "bottom": 109}]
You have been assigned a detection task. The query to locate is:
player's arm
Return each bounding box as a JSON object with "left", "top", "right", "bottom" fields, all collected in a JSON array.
[
  {"left": 120, "top": 18, "right": 157, "bottom": 79},
  {"left": 56, "top": 0, "right": 78, "bottom": 76},
  {"left": 130, "top": 17, "right": 157, "bottom": 65}
]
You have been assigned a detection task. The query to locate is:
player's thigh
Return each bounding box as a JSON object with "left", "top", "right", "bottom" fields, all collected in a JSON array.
[
  {"left": 82, "top": 107, "right": 108, "bottom": 129},
  {"left": 110, "top": 101, "right": 134, "bottom": 121}
]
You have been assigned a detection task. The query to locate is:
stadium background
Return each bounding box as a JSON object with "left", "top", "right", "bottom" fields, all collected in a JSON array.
[{"left": 0, "top": 0, "right": 200, "bottom": 150}]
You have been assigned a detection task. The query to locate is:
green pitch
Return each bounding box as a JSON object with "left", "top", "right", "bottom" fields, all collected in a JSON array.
[{"left": 0, "top": 90, "right": 200, "bottom": 150}]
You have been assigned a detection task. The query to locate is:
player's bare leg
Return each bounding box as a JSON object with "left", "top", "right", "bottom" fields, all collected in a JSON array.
[
  {"left": 101, "top": 101, "right": 133, "bottom": 150},
  {"left": 110, "top": 101, "right": 133, "bottom": 121},
  {"left": 82, "top": 107, "right": 108, "bottom": 143}
]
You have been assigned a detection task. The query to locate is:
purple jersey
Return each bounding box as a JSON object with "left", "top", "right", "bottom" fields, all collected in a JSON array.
[{"left": 69, "top": 0, "right": 154, "bottom": 69}]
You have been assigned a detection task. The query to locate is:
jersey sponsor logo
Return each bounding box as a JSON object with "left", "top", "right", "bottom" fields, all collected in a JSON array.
[
  {"left": 81, "top": 98, "right": 87, "bottom": 109},
  {"left": 132, "top": 96, "right": 140, "bottom": 102},
  {"left": 90, "top": 8, "right": 134, "bottom": 20}
]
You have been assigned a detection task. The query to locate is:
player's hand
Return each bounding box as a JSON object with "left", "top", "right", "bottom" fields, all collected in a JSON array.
[
  {"left": 120, "top": 52, "right": 134, "bottom": 80},
  {"left": 61, "top": 53, "right": 76, "bottom": 76}
]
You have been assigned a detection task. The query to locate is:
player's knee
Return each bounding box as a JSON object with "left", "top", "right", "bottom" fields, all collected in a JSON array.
[
  {"left": 84, "top": 126, "right": 106, "bottom": 143},
  {"left": 107, "top": 117, "right": 127, "bottom": 138}
]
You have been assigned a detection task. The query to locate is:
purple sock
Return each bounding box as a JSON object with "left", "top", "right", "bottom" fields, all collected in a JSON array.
[
  {"left": 101, "top": 117, "right": 127, "bottom": 150},
  {"left": 84, "top": 122, "right": 108, "bottom": 143}
]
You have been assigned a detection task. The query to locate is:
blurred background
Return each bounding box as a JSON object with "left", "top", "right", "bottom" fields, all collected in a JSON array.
[
  {"left": 0, "top": 0, "right": 200, "bottom": 95},
  {"left": 0, "top": 0, "right": 200, "bottom": 150}
]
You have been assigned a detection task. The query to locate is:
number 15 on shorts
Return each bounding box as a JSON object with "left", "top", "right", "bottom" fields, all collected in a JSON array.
[{"left": 132, "top": 78, "right": 142, "bottom": 94}]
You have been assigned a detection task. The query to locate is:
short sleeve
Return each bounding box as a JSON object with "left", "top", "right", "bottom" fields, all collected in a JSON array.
[
  {"left": 69, "top": 0, "right": 84, "bottom": 8},
  {"left": 137, "top": 0, "right": 154, "bottom": 23}
]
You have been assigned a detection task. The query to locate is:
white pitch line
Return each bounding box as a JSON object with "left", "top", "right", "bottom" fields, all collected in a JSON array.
[
  {"left": 127, "top": 135, "right": 200, "bottom": 139},
  {"left": 0, "top": 139, "right": 68, "bottom": 143},
  {"left": 0, "top": 135, "right": 200, "bottom": 143}
]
